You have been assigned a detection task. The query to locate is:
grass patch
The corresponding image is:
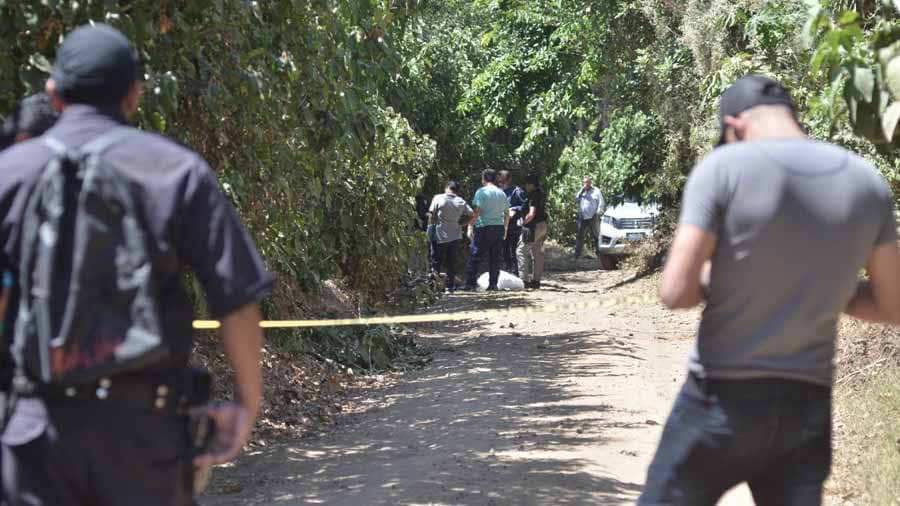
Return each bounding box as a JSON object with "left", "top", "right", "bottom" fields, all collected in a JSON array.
[{"left": 830, "top": 367, "right": 900, "bottom": 504}]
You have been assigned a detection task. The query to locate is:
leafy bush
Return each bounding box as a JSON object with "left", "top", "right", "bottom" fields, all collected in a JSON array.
[
  {"left": 546, "top": 108, "right": 661, "bottom": 244},
  {"left": 0, "top": 1, "right": 435, "bottom": 315}
]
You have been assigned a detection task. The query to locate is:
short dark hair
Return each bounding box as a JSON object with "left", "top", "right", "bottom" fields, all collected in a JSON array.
[
  {"left": 498, "top": 169, "right": 512, "bottom": 182},
  {"left": 524, "top": 174, "right": 540, "bottom": 187},
  {"left": 446, "top": 180, "right": 460, "bottom": 193},
  {"left": 482, "top": 169, "right": 497, "bottom": 183}
]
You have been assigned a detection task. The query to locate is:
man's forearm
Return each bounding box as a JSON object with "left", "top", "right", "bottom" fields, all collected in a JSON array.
[
  {"left": 221, "top": 303, "right": 264, "bottom": 418},
  {"left": 469, "top": 209, "right": 481, "bottom": 226},
  {"left": 846, "top": 281, "right": 900, "bottom": 324}
]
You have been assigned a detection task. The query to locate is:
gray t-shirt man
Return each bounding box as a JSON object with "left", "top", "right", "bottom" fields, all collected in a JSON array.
[
  {"left": 429, "top": 192, "right": 473, "bottom": 243},
  {"left": 682, "top": 139, "right": 897, "bottom": 386}
]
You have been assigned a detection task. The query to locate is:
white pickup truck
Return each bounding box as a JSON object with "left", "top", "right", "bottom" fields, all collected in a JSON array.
[{"left": 598, "top": 199, "right": 660, "bottom": 269}]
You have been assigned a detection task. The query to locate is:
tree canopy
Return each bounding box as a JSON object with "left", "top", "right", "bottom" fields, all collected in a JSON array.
[{"left": 2, "top": 0, "right": 899, "bottom": 314}]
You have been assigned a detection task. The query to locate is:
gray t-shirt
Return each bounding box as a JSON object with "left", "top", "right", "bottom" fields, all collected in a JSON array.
[
  {"left": 429, "top": 193, "right": 472, "bottom": 243},
  {"left": 682, "top": 139, "right": 897, "bottom": 386}
]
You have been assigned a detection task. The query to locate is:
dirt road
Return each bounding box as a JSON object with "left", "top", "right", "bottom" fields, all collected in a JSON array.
[{"left": 201, "top": 269, "right": 754, "bottom": 505}]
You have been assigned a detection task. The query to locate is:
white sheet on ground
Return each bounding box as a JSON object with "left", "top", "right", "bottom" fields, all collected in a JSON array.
[{"left": 476, "top": 270, "right": 525, "bottom": 291}]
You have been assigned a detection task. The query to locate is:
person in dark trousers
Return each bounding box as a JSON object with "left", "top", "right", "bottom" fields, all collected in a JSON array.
[
  {"left": 640, "top": 75, "right": 900, "bottom": 505},
  {"left": 427, "top": 181, "right": 472, "bottom": 292},
  {"left": 0, "top": 24, "right": 273, "bottom": 506},
  {"left": 517, "top": 175, "right": 548, "bottom": 290},
  {"left": 498, "top": 170, "right": 526, "bottom": 277},
  {"left": 574, "top": 177, "right": 604, "bottom": 259},
  {"left": 462, "top": 169, "right": 509, "bottom": 291},
  {"left": 0, "top": 93, "right": 60, "bottom": 506}
]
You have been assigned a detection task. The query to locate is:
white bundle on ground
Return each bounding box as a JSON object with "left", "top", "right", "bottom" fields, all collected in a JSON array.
[{"left": 477, "top": 270, "right": 525, "bottom": 291}]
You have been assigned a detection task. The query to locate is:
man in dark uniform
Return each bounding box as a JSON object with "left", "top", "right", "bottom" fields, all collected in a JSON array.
[
  {"left": 0, "top": 24, "right": 272, "bottom": 505},
  {"left": 498, "top": 170, "right": 526, "bottom": 277}
]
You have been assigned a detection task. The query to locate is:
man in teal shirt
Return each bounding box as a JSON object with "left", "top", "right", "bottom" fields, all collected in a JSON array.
[{"left": 463, "top": 169, "right": 509, "bottom": 290}]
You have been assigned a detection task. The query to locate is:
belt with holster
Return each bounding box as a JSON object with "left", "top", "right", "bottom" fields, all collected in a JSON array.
[{"left": 14, "top": 368, "right": 211, "bottom": 415}]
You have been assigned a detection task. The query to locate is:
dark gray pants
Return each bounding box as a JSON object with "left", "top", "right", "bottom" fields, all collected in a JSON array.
[
  {"left": 575, "top": 215, "right": 600, "bottom": 258},
  {"left": 639, "top": 374, "right": 831, "bottom": 505}
]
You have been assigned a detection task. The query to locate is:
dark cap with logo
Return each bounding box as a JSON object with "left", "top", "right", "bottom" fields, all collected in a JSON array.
[
  {"left": 717, "top": 75, "right": 796, "bottom": 146},
  {"left": 51, "top": 23, "right": 140, "bottom": 107}
]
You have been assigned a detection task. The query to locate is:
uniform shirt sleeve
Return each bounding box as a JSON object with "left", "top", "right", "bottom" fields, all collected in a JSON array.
[
  {"left": 178, "top": 161, "right": 274, "bottom": 318},
  {"left": 679, "top": 155, "right": 723, "bottom": 234}
]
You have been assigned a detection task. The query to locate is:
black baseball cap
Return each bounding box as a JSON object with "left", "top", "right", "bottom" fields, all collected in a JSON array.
[
  {"left": 717, "top": 75, "right": 796, "bottom": 146},
  {"left": 51, "top": 23, "right": 140, "bottom": 107}
]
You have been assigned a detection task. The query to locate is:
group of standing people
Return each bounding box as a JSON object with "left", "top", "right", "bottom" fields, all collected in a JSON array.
[{"left": 427, "top": 169, "right": 547, "bottom": 291}]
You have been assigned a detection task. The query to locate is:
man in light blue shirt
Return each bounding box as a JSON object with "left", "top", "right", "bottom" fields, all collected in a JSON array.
[
  {"left": 462, "top": 169, "right": 509, "bottom": 290},
  {"left": 574, "top": 177, "right": 604, "bottom": 258}
]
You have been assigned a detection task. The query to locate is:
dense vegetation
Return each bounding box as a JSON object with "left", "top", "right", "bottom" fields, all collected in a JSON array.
[{"left": 2, "top": 0, "right": 900, "bottom": 316}]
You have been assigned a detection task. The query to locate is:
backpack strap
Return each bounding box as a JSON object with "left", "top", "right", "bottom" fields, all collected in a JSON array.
[
  {"left": 42, "top": 126, "right": 134, "bottom": 160},
  {"left": 12, "top": 127, "right": 136, "bottom": 385},
  {"left": 14, "top": 137, "right": 71, "bottom": 383},
  {"left": 55, "top": 126, "right": 143, "bottom": 352},
  {"left": 79, "top": 126, "right": 134, "bottom": 157}
]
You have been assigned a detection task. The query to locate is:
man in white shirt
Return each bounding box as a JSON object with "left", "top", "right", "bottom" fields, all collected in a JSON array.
[{"left": 574, "top": 177, "right": 605, "bottom": 259}]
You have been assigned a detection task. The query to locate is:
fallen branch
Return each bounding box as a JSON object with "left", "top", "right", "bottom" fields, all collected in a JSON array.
[{"left": 836, "top": 357, "right": 891, "bottom": 386}]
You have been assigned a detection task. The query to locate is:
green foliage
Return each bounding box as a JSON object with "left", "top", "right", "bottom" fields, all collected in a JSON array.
[
  {"left": 270, "top": 325, "right": 416, "bottom": 371},
  {"left": 0, "top": 1, "right": 435, "bottom": 313},
  {"left": 808, "top": 1, "right": 900, "bottom": 146},
  {"left": 595, "top": 108, "right": 662, "bottom": 204},
  {"left": 5, "top": 0, "right": 900, "bottom": 309}
]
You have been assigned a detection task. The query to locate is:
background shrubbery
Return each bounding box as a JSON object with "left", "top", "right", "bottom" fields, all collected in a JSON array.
[{"left": 3, "top": 0, "right": 900, "bottom": 307}]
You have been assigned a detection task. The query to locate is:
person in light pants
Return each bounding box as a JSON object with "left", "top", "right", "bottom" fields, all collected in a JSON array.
[
  {"left": 574, "top": 177, "right": 604, "bottom": 258},
  {"left": 516, "top": 175, "right": 548, "bottom": 290}
]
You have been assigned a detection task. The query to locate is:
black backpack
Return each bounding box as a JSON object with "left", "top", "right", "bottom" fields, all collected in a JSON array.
[{"left": 12, "top": 126, "right": 167, "bottom": 387}]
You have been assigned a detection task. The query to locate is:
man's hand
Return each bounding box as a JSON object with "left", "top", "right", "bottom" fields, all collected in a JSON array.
[
  {"left": 660, "top": 224, "right": 717, "bottom": 309},
  {"left": 192, "top": 402, "right": 254, "bottom": 468},
  {"left": 846, "top": 241, "right": 900, "bottom": 324},
  {"left": 524, "top": 205, "right": 536, "bottom": 226},
  {"left": 469, "top": 208, "right": 481, "bottom": 227},
  {"left": 195, "top": 302, "right": 263, "bottom": 471}
]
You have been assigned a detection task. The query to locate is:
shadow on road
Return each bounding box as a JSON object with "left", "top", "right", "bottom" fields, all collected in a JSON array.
[{"left": 203, "top": 302, "right": 647, "bottom": 505}]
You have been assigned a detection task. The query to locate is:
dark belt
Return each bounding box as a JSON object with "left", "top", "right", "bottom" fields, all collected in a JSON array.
[{"left": 31, "top": 372, "right": 197, "bottom": 414}]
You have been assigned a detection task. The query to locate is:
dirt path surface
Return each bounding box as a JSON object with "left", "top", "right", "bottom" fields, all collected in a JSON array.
[{"left": 201, "top": 269, "right": 754, "bottom": 505}]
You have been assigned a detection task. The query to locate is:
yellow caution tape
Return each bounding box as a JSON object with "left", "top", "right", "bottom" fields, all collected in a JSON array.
[{"left": 191, "top": 292, "right": 659, "bottom": 330}]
